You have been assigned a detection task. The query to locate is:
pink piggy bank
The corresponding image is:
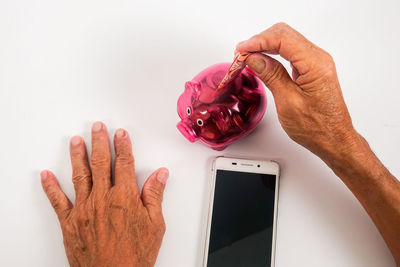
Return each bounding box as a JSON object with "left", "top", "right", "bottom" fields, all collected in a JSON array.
[{"left": 176, "top": 63, "right": 267, "bottom": 150}]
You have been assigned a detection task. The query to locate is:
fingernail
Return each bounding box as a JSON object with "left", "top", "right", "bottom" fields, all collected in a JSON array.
[
  {"left": 247, "top": 56, "right": 266, "bottom": 74},
  {"left": 40, "top": 170, "right": 48, "bottom": 181},
  {"left": 115, "top": 128, "right": 126, "bottom": 138},
  {"left": 157, "top": 169, "right": 169, "bottom": 184},
  {"left": 92, "top": 122, "right": 103, "bottom": 132},
  {"left": 70, "top": 136, "right": 81, "bottom": 146}
]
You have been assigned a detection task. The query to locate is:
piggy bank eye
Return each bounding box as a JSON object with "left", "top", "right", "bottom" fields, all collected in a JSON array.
[
  {"left": 186, "top": 107, "right": 192, "bottom": 116},
  {"left": 196, "top": 119, "right": 203, "bottom": 126}
]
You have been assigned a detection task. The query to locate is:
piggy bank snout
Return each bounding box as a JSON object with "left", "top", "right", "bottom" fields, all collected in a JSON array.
[{"left": 177, "top": 121, "right": 199, "bottom": 143}]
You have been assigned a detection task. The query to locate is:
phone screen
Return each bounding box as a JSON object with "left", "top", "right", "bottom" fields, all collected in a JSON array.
[{"left": 207, "top": 170, "right": 277, "bottom": 267}]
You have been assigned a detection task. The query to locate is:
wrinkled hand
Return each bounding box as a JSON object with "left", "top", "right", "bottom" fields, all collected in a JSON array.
[
  {"left": 235, "top": 23, "right": 400, "bottom": 265},
  {"left": 41, "top": 122, "right": 168, "bottom": 267},
  {"left": 236, "top": 23, "right": 357, "bottom": 161}
]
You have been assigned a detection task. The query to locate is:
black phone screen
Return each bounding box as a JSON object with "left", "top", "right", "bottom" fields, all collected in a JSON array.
[{"left": 207, "top": 170, "right": 277, "bottom": 267}]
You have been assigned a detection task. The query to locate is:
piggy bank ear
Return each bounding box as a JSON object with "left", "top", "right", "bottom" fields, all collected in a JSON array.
[{"left": 185, "top": 81, "right": 201, "bottom": 100}]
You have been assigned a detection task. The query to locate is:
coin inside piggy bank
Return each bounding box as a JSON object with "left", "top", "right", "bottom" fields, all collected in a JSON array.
[{"left": 176, "top": 63, "right": 267, "bottom": 150}]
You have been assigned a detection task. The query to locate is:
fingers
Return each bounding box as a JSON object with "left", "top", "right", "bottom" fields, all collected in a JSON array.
[
  {"left": 90, "top": 121, "right": 111, "bottom": 193},
  {"left": 70, "top": 136, "right": 92, "bottom": 204},
  {"left": 41, "top": 170, "right": 72, "bottom": 221},
  {"left": 113, "top": 129, "right": 138, "bottom": 191},
  {"left": 245, "top": 53, "right": 299, "bottom": 97},
  {"left": 236, "top": 22, "right": 321, "bottom": 75},
  {"left": 142, "top": 168, "right": 169, "bottom": 222}
]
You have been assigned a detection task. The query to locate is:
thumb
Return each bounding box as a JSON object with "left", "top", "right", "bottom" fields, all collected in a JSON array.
[
  {"left": 246, "top": 53, "right": 298, "bottom": 96},
  {"left": 142, "top": 168, "right": 169, "bottom": 221}
]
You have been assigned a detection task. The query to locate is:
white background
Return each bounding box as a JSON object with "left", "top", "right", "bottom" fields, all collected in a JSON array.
[{"left": 0, "top": 0, "right": 399, "bottom": 266}]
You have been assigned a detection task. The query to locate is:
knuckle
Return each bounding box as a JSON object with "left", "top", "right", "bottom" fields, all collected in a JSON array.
[
  {"left": 110, "top": 185, "right": 138, "bottom": 203},
  {"left": 274, "top": 22, "right": 287, "bottom": 28},
  {"left": 115, "top": 153, "right": 134, "bottom": 166},
  {"left": 90, "top": 153, "right": 110, "bottom": 167},
  {"left": 109, "top": 187, "right": 126, "bottom": 203},
  {"left": 146, "top": 186, "right": 163, "bottom": 202},
  {"left": 51, "top": 200, "right": 62, "bottom": 211},
  {"left": 319, "top": 51, "right": 336, "bottom": 77},
  {"left": 271, "top": 22, "right": 299, "bottom": 43},
  {"left": 108, "top": 203, "right": 129, "bottom": 214},
  {"left": 152, "top": 218, "right": 166, "bottom": 236},
  {"left": 261, "top": 62, "right": 284, "bottom": 87},
  {"left": 273, "top": 22, "right": 290, "bottom": 32},
  {"left": 48, "top": 192, "right": 65, "bottom": 214},
  {"left": 62, "top": 218, "right": 78, "bottom": 235},
  {"left": 47, "top": 190, "right": 60, "bottom": 204},
  {"left": 111, "top": 184, "right": 128, "bottom": 195},
  {"left": 72, "top": 170, "right": 91, "bottom": 184},
  {"left": 322, "top": 50, "right": 334, "bottom": 65},
  {"left": 62, "top": 221, "right": 74, "bottom": 234}
]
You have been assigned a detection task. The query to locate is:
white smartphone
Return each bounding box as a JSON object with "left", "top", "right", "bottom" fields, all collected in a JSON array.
[{"left": 203, "top": 157, "right": 280, "bottom": 267}]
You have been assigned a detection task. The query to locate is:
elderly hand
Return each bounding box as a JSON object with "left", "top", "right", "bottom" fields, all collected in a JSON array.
[
  {"left": 41, "top": 122, "right": 168, "bottom": 267},
  {"left": 236, "top": 23, "right": 357, "bottom": 165},
  {"left": 236, "top": 23, "right": 400, "bottom": 264}
]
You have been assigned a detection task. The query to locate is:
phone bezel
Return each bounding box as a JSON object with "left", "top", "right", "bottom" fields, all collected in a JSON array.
[{"left": 203, "top": 156, "right": 280, "bottom": 267}]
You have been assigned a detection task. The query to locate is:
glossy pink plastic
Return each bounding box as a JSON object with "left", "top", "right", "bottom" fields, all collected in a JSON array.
[{"left": 176, "top": 63, "right": 267, "bottom": 150}]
